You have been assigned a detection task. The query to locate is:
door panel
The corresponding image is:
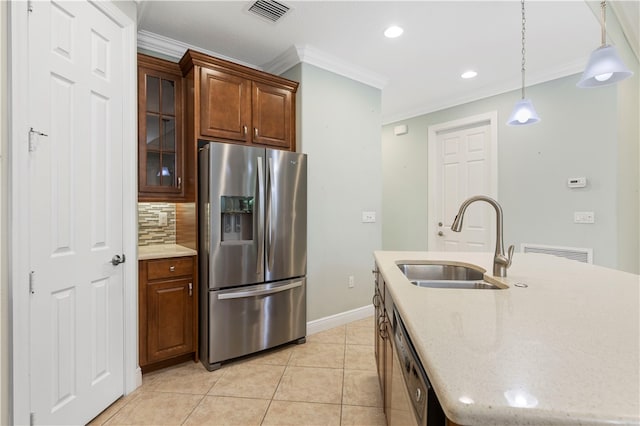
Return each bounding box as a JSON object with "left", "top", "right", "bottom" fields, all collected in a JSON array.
[
  {"left": 200, "top": 68, "right": 251, "bottom": 142},
  {"left": 28, "top": 1, "right": 125, "bottom": 424},
  {"left": 200, "top": 143, "right": 265, "bottom": 289},
  {"left": 252, "top": 82, "right": 292, "bottom": 148},
  {"left": 435, "top": 123, "right": 493, "bottom": 251},
  {"left": 147, "top": 278, "right": 194, "bottom": 363},
  {"left": 265, "top": 150, "right": 307, "bottom": 282}
]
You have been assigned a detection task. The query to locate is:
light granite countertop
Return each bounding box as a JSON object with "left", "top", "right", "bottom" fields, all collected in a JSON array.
[
  {"left": 374, "top": 251, "right": 640, "bottom": 426},
  {"left": 138, "top": 244, "right": 197, "bottom": 260}
]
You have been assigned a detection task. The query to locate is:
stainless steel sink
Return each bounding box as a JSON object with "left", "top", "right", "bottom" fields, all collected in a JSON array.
[
  {"left": 410, "top": 279, "right": 502, "bottom": 289},
  {"left": 396, "top": 262, "right": 506, "bottom": 290}
]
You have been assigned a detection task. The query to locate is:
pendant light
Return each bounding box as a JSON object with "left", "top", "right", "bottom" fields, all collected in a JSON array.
[
  {"left": 577, "top": 1, "right": 633, "bottom": 88},
  {"left": 507, "top": 0, "right": 540, "bottom": 126}
]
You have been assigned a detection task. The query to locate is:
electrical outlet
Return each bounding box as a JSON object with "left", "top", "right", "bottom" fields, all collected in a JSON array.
[
  {"left": 158, "top": 212, "right": 168, "bottom": 226},
  {"left": 348, "top": 276, "right": 355, "bottom": 288}
]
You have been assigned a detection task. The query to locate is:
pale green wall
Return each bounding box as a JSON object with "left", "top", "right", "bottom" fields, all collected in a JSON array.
[
  {"left": 282, "top": 63, "right": 383, "bottom": 321},
  {"left": 0, "top": 1, "right": 8, "bottom": 424},
  {"left": 382, "top": 71, "right": 638, "bottom": 272}
]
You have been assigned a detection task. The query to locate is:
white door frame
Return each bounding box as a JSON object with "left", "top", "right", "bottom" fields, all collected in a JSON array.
[
  {"left": 427, "top": 111, "right": 498, "bottom": 251},
  {"left": 8, "top": 2, "right": 139, "bottom": 424}
]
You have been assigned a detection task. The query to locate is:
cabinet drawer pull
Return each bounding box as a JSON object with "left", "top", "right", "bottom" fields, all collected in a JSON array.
[{"left": 169, "top": 266, "right": 175, "bottom": 272}]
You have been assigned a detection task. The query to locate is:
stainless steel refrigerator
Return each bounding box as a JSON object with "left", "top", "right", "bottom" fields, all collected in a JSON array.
[{"left": 198, "top": 142, "right": 307, "bottom": 370}]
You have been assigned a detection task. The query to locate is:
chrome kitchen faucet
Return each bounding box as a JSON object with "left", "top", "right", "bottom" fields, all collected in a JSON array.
[{"left": 451, "top": 195, "right": 514, "bottom": 277}]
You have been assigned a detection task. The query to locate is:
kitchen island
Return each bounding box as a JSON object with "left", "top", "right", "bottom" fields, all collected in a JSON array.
[{"left": 374, "top": 251, "right": 640, "bottom": 426}]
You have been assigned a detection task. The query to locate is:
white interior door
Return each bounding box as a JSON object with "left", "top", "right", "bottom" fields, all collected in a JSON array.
[
  {"left": 428, "top": 113, "right": 497, "bottom": 251},
  {"left": 28, "top": 1, "right": 125, "bottom": 424}
]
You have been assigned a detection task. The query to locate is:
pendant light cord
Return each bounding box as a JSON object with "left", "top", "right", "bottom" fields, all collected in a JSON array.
[
  {"left": 600, "top": 1, "right": 607, "bottom": 47},
  {"left": 520, "top": 0, "right": 526, "bottom": 99}
]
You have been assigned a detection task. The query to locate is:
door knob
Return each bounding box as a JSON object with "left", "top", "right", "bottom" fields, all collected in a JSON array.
[
  {"left": 111, "top": 254, "right": 126, "bottom": 266},
  {"left": 438, "top": 231, "right": 444, "bottom": 236}
]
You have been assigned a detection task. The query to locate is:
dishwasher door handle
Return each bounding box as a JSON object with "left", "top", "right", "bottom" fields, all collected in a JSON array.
[{"left": 217, "top": 281, "right": 303, "bottom": 300}]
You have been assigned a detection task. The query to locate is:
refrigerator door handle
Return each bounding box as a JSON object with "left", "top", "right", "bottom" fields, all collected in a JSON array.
[
  {"left": 217, "top": 280, "right": 303, "bottom": 300},
  {"left": 256, "top": 156, "right": 265, "bottom": 276},
  {"left": 266, "top": 157, "right": 275, "bottom": 271}
]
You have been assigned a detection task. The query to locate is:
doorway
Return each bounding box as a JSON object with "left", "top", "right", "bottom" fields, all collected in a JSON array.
[
  {"left": 9, "top": 1, "right": 138, "bottom": 424},
  {"left": 427, "top": 112, "right": 498, "bottom": 251}
]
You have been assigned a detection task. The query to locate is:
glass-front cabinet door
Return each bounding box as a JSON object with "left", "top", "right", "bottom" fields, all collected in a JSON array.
[{"left": 138, "top": 54, "right": 184, "bottom": 200}]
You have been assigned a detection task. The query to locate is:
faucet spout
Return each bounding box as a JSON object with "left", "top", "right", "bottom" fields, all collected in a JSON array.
[{"left": 450, "top": 195, "right": 514, "bottom": 277}]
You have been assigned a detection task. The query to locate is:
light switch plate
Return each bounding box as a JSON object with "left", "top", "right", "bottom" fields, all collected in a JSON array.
[
  {"left": 574, "top": 211, "right": 595, "bottom": 224},
  {"left": 362, "top": 211, "right": 376, "bottom": 223}
]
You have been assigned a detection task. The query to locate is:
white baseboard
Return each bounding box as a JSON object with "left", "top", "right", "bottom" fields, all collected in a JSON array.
[{"left": 307, "top": 304, "right": 374, "bottom": 335}]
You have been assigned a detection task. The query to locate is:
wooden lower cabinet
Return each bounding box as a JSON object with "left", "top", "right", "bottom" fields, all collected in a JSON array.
[{"left": 139, "top": 256, "right": 197, "bottom": 371}]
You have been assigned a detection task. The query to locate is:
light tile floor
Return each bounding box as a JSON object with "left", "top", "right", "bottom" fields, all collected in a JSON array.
[{"left": 89, "top": 316, "right": 386, "bottom": 426}]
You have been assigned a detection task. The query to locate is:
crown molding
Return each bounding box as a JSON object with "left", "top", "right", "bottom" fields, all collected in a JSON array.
[
  {"left": 136, "top": 30, "right": 260, "bottom": 69},
  {"left": 137, "top": 30, "right": 388, "bottom": 90},
  {"left": 263, "top": 44, "right": 388, "bottom": 89},
  {"left": 382, "top": 59, "right": 586, "bottom": 125}
]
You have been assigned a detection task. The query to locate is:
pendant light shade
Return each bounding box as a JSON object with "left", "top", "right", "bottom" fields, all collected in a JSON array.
[
  {"left": 507, "top": 98, "right": 540, "bottom": 126},
  {"left": 507, "top": 0, "right": 540, "bottom": 126},
  {"left": 577, "top": 1, "right": 633, "bottom": 88},
  {"left": 577, "top": 44, "right": 633, "bottom": 88}
]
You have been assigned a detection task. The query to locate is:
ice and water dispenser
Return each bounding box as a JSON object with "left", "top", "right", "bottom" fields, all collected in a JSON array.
[{"left": 220, "top": 196, "right": 254, "bottom": 242}]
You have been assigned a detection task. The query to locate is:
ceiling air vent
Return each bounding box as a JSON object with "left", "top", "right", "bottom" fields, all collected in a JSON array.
[{"left": 248, "top": 0, "right": 290, "bottom": 23}]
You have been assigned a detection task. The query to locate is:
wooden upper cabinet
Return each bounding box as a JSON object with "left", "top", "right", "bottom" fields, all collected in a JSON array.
[
  {"left": 138, "top": 54, "right": 186, "bottom": 201},
  {"left": 181, "top": 49, "right": 298, "bottom": 151},
  {"left": 200, "top": 68, "right": 252, "bottom": 142},
  {"left": 252, "top": 81, "right": 293, "bottom": 149}
]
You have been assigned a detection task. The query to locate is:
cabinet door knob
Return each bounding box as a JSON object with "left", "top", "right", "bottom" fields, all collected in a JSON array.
[
  {"left": 169, "top": 266, "right": 175, "bottom": 272},
  {"left": 254, "top": 127, "right": 258, "bottom": 137},
  {"left": 188, "top": 282, "right": 193, "bottom": 296},
  {"left": 177, "top": 177, "right": 182, "bottom": 189},
  {"left": 243, "top": 125, "right": 248, "bottom": 135}
]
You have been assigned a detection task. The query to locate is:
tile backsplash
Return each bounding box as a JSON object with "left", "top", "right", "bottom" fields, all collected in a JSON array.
[{"left": 138, "top": 202, "right": 176, "bottom": 246}]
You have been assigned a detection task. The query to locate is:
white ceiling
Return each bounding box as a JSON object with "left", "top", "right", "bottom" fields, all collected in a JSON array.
[{"left": 137, "top": 1, "right": 636, "bottom": 124}]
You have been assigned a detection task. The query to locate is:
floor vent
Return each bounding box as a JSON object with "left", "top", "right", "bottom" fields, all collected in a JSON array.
[
  {"left": 521, "top": 243, "right": 593, "bottom": 264},
  {"left": 248, "top": 0, "right": 291, "bottom": 23}
]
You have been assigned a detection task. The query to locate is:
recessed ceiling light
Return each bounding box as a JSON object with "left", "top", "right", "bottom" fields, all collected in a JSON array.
[
  {"left": 461, "top": 70, "right": 478, "bottom": 79},
  {"left": 384, "top": 26, "right": 403, "bottom": 38}
]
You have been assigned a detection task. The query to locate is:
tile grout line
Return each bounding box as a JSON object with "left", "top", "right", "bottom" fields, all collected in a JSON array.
[
  {"left": 260, "top": 349, "right": 292, "bottom": 425},
  {"left": 179, "top": 394, "right": 206, "bottom": 425}
]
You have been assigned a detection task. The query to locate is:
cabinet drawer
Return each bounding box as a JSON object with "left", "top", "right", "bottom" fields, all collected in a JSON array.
[{"left": 146, "top": 257, "right": 193, "bottom": 280}]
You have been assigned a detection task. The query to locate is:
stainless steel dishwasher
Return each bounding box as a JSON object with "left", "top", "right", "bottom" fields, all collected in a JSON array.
[{"left": 390, "top": 308, "right": 445, "bottom": 426}]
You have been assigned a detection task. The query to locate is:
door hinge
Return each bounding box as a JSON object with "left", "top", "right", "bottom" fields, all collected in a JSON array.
[
  {"left": 29, "top": 127, "right": 48, "bottom": 152},
  {"left": 30, "top": 412, "right": 35, "bottom": 425},
  {"left": 29, "top": 271, "right": 35, "bottom": 294}
]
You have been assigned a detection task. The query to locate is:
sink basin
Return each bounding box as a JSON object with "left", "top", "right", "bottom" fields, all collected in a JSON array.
[
  {"left": 397, "top": 263, "right": 484, "bottom": 281},
  {"left": 396, "top": 262, "right": 506, "bottom": 290},
  {"left": 410, "top": 279, "right": 502, "bottom": 290}
]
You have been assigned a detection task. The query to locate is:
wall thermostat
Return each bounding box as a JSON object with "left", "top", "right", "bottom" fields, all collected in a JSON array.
[{"left": 568, "top": 177, "right": 587, "bottom": 188}]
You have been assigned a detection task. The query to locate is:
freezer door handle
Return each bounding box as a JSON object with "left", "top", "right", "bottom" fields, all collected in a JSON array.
[
  {"left": 256, "top": 156, "right": 265, "bottom": 276},
  {"left": 217, "top": 280, "right": 303, "bottom": 300}
]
